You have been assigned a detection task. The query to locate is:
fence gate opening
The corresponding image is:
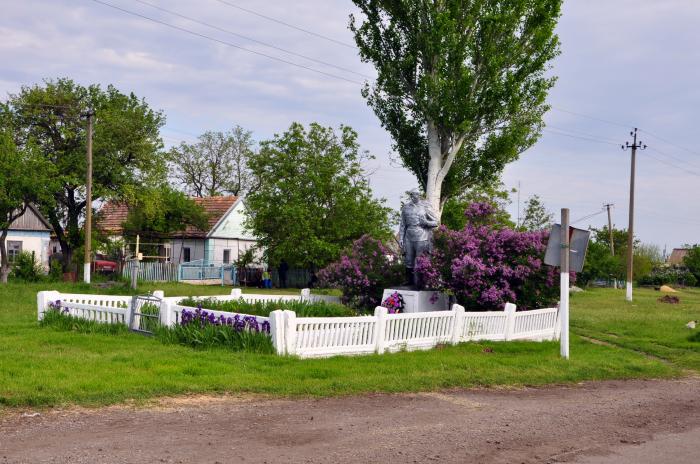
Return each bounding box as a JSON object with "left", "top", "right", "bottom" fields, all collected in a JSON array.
[{"left": 129, "top": 294, "right": 162, "bottom": 335}]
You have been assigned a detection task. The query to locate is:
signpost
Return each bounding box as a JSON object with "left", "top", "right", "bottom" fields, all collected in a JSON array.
[{"left": 544, "top": 210, "right": 591, "bottom": 359}]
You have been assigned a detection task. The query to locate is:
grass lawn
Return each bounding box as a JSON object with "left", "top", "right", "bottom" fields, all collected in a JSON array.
[{"left": 0, "top": 281, "right": 697, "bottom": 409}]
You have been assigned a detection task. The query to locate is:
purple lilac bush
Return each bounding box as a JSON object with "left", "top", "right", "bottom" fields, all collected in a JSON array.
[
  {"left": 180, "top": 305, "right": 271, "bottom": 334},
  {"left": 318, "top": 235, "right": 404, "bottom": 310},
  {"left": 415, "top": 202, "right": 571, "bottom": 311}
]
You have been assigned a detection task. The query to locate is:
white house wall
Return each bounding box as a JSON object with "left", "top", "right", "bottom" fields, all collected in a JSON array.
[
  {"left": 208, "top": 200, "right": 256, "bottom": 240},
  {"left": 170, "top": 239, "right": 206, "bottom": 263},
  {"left": 206, "top": 238, "right": 258, "bottom": 264},
  {"left": 5, "top": 230, "right": 50, "bottom": 269}
]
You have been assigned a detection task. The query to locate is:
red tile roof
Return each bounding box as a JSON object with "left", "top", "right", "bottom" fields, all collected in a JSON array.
[{"left": 97, "top": 196, "right": 238, "bottom": 238}]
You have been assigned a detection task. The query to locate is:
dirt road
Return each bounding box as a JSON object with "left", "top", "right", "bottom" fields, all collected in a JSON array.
[{"left": 1, "top": 377, "right": 698, "bottom": 463}]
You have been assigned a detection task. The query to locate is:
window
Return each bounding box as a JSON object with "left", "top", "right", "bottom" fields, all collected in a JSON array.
[
  {"left": 223, "top": 249, "right": 231, "bottom": 264},
  {"left": 8, "top": 241, "right": 22, "bottom": 263},
  {"left": 183, "top": 247, "right": 191, "bottom": 263}
]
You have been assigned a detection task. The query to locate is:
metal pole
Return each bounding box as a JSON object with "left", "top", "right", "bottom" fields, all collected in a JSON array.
[
  {"left": 83, "top": 110, "right": 94, "bottom": 284},
  {"left": 560, "top": 208, "right": 570, "bottom": 359}
]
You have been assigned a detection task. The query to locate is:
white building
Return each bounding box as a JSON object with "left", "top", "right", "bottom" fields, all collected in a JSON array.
[{"left": 4, "top": 204, "right": 51, "bottom": 269}]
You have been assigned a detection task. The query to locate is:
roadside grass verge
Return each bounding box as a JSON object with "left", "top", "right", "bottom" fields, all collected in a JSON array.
[
  {"left": 0, "top": 282, "right": 692, "bottom": 409},
  {"left": 570, "top": 287, "right": 700, "bottom": 370}
]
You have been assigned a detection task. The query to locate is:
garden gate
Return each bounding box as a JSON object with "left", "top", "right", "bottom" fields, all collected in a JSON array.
[{"left": 129, "top": 294, "right": 162, "bottom": 335}]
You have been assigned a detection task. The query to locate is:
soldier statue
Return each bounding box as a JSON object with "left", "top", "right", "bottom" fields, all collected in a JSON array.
[{"left": 399, "top": 189, "right": 439, "bottom": 288}]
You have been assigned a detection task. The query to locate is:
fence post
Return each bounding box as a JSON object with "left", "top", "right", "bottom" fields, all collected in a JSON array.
[
  {"left": 300, "top": 288, "right": 310, "bottom": 302},
  {"left": 374, "top": 306, "right": 387, "bottom": 354},
  {"left": 159, "top": 297, "right": 173, "bottom": 327},
  {"left": 284, "top": 310, "right": 297, "bottom": 356},
  {"left": 269, "top": 310, "right": 286, "bottom": 355},
  {"left": 230, "top": 288, "right": 242, "bottom": 299},
  {"left": 450, "top": 304, "right": 465, "bottom": 344},
  {"left": 504, "top": 303, "right": 517, "bottom": 341},
  {"left": 554, "top": 302, "right": 562, "bottom": 341},
  {"left": 37, "top": 290, "right": 60, "bottom": 321}
]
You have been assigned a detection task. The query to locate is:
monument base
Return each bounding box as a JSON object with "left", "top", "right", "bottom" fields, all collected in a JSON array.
[{"left": 381, "top": 288, "right": 450, "bottom": 313}]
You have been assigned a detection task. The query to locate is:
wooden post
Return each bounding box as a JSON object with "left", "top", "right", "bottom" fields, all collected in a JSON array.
[{"left": 560, "top": 208, "right": 570, "bottom": 359}]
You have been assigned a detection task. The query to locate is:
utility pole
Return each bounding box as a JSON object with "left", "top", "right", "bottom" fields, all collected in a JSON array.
[
  {"left": 83, "top": 110, "right": 95, "bottom": 284},
  {"left": 604, "top": 203, "right": 615, "bottom": 256},
  {"left": 621, "top": 129, "right": 646, "bottom": 302}
]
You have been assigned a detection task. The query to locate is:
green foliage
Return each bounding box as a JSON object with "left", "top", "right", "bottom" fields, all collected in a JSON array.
[
  {"left": 350, "top": 0, "right": 562, "bottom": 210},
  {"left": 155, "top": 324, "right": 274, "bottom": 353},
  {"left": 9, "top": 251, "right": 44, "bottom": 282},
  {"left": 9, "top": 78, "right": 166, "bottom": 271},
  {"left": 41, "top": 309, "right": 129, "bottom": 335},
  {"left": 581, "top": 227, "right": 657, "bottom": 284},
  {"left": 178, "top": 297, "right": 356, "bottom": 318},
  {"left": 120, "top": 185, "right": 208, "bottom": 241},
  {"left": 519, "top": 194, "right": 553, "bottom": 231},
  {"left": 637, "top": 267, "right": 697, "bottom": 287},
  {"left": 683, "top": 245, "right": 700, "bottom": 283},
  {"left": 168, "top": 125, "right": 255, "bottom": 197},
  {"left": 245, "top": 122, "right": 393, "bottom": 269},
  {"left": 577, "top": 241, "right": 619, "bottom": 286},
  {"left": 441, "top": 184, "right": 515, "bottom": 230},
  {"left": 48, "top": 259, "right": 63, "bottom": 281}
]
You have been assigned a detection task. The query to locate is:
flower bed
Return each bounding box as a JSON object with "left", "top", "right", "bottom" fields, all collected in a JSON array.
[{"left": 178, "top": 297, "right": 356, "bottom": 317}]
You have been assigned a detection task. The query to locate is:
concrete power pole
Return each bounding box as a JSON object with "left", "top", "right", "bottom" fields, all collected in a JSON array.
[
  {"left": 621, "top": 129, "right": 647, "bottom": 302},
  {"left": 83, "top": 110, "right": 95, "bottom": 284},
  {"left": 604, "top": 203, "right": 616, "bottom": 289}
]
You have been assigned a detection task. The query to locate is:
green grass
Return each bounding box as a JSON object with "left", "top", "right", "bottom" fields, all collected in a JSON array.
[
  {"left": 570, "top": 287, "right": 700, "bottom": 370},
  {"left": 0, "top": 282, "right": 696, "bottom": 409}
]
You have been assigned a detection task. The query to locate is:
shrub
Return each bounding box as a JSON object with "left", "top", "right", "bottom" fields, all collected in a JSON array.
[
  {"left": 637, "top": 266, "right": 697, "bottom": 287},
  {"left": 177, "top": 297, "right": 356, "bottom": 317},
  {"left": 155, "top": 306, "right": 274, "bottom": 353},
  {"left": 317, "top": 235, "right": 404, "bottom": 310},
  {"left": 414, "top": 202, "right": 564, "bottom": 310},
  {"left": 40, "top": 306, "right": 129, "bottom": 335},
  {"left": 10, "top": 251, "right": 44, "bottom": 282}
]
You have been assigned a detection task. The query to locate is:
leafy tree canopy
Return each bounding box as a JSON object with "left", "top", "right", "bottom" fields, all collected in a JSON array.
[
  {"left": 8, "top": 78, "right": 166, "bottom": 270},
  {"left": 519, "top": 194, "right": 553, "bottom": 231},
  {"left": 168, "top": 125, "right": 256, "bottom": 197},
  {"left": 350, "top": 0, "right": 562, "bottom": 215},
  {"left": 245, "top": 122, "right": 393, "bottom": 269},
  {"left": 441, "top": 183, "right": 514, "bottom": 230}
]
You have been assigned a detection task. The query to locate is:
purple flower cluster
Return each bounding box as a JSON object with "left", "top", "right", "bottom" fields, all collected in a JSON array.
[
  {"left": 48, "top": 300, "right": 69, "bottom": 314},
  {"left": 180, "top": 306, "right": 270, "bottom": 333},
  {"left": 414, "top": 202, "right": 572, "bottom": 310},
  {"left": 318, "top": 235, "right": 404, "bottom": 310},
  {"left": 382, "top": 291, "right": 405, "bottom": 314}
]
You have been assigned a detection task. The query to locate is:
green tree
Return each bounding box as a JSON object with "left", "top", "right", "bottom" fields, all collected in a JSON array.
[
  {"left": 245, "top": 122, "right": 393, "bottom": 269},
  {"left": 350, "top": 0, "right": 562, "bottom": 216},
  {"left": 683, "top": 245, "right": 700, "bottom": 283},
  {"left": 519, "top": 194, "right": 553, "bottom": 231},
  {"left": 0, "top": 107, "right": 54, "bottom": 282},
  {"left": 168, "top": 126, "right": 256, "bottom": 197},
  {"left": 9, "top": 78, "right": 166, "bottom": 272}
]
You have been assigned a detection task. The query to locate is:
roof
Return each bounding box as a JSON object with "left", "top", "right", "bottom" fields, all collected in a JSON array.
[
  {"left": 668, "top": 248, "right": 689, "bottom": 266},
  {"left": 9, "top": 204, "right": 52, "bottom": 232},
  {"left": 96, "top": 196, "right": 239, "bottom": 239}
]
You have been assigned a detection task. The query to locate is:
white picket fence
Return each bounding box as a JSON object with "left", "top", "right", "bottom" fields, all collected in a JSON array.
[
  {"left": 37, "top": 290, "right": 559, "bottom": 359},
  {"left": 122, "top": 262, "right": 179, "bottom": 282}
]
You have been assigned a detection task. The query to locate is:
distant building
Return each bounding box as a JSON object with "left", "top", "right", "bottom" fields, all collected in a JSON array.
[
  {"left": 97, "top": 196, "right": 257, "bottom": 265},
  {"left": 4, "top": 204, "right": 51, "bottom": 270},
  {"left": 667, "top": 248, "right": 689, "bottom": 266}
]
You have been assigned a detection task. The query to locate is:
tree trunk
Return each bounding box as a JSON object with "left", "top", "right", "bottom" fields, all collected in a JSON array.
[
  {"left": 0, "top": 230, "right": 9, "bottom": 284},
  {"left": 425, "top": 121, "right": 444, "bottom": 218}
]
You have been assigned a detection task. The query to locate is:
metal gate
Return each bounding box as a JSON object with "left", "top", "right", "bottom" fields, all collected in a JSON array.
[{"left": 129, "top": 294, "right": 162, "bottom": 335}]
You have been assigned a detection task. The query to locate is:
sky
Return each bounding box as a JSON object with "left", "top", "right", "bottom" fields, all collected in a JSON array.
[{"left": 2, "top": 0, "right": 699, "bottom": 251}]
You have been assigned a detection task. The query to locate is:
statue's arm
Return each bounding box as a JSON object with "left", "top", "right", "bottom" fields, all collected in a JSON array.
[{"left": 421, "top": 208, "right": 439, "bottom": 229}]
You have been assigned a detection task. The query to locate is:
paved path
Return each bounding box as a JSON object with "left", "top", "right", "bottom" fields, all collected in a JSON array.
[{"left": 1, "top": 377, "right": 698, "bottom": 463}]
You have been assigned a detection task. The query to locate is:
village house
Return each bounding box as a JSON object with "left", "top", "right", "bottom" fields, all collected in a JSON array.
[
  {"left": 97, "top": 196, "right": 257, "bottom": 265},
  {"left": 4, "top": 204, "right": 52, "bottom": 270}
]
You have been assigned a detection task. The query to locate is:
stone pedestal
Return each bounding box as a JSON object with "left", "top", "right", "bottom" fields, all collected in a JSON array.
[{"left": 381, "top": 288, "right": 450, "bottom": 313}]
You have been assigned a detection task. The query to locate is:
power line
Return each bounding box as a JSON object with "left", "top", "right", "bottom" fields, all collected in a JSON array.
[
  {"left": 212, "top": 0, "right": 357, "bottom": 50},
  {"left": 132, "top": 0, "right": 372, "bottom": 79},
  {"left": 641, "top": 150, "right": 700, "bottom": 177},
  {"left": 639, "top": 129, "right": 700, "bottom": 157},
  {"left": 571, "top": 208, "right": 606, "bottom": 225},
  {"left": 550, "top": 106, "right": 632, "bottom": 129},
  {"left": 542, "top": 128, "right": 620, "bottom": 146},
  {"left": 546, "top": 124, "right": 620, "bottom": 144},
  {"left": 86, "top": 0, "right": 363, "bottom": 85},
  {"left": 647, "top": 146, "right": 700, "bottom": 171}
]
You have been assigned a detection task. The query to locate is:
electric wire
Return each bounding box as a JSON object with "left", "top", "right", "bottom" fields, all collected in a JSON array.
[
  {"left": 86, "top": 0, "right": 363, "bottom": 85},
  {"left": 212, "top": 0, "right": 357, "bottom": 49},
  {"left": 132, "top": 0, "right": 372, "bottom": 79}
]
